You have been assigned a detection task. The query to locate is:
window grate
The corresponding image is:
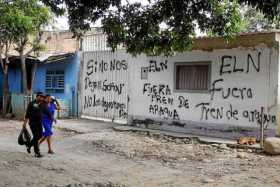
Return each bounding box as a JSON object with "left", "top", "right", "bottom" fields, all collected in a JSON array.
[
  {"left": 175, "top": 62, "right": 210, "bottom": 91},
  {"left": 45, "top": 70, "right": 65, "bottom": 93}
]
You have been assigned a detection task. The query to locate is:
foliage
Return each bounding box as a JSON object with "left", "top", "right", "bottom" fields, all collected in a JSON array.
[
  {"left": 0, "top": 1, "right": 16, "bottom": 114},
  {"left": 43, "top": 0, "right": 280, "bottom": 55},
  {"left": 242, "top": 6, "right": 280, "bottom": 32},
  {"left": 0, "top": 1, "right": 13, "bottom": 54},
  {"left": 7, "top": 0, "right": 51, "bottom": 55},
  {"left": 0, "top": 0, "right": 51, "bottom": 93}
]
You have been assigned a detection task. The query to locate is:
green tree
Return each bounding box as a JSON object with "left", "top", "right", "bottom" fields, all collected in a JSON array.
[
  {"left": 8, "top": 0, "right": 51, "bottom": 93},
  {"left": 43, "top": 0, "right": 280, "bottom": 55},
  {"left": 0, "top": 1, "right": 16, "bottom": 114},
  {"left": 242, "top": 6, "right": 280, "bottom": 32}
]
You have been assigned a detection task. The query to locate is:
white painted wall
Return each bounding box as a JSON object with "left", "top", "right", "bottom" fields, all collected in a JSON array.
[
  {"left": 81, "top": 51, "right": 129, "bottom": 123},
  {"left": 129, "top": 45, "right": 278, "bottom": 129},
  {"left": 80, "top": 45, "right": 279, "bottom": 130}
]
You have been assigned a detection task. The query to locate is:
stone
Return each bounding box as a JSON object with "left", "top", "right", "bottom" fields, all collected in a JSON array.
[
  {"left": 241, "top": 168, "right": 249, "bottom": 171},
  {"left": 219, "top": 143, "right": 229, "bottom": 150},
  {"left": 201, "top": 178, "right": 215, "bottom": 183},
  {"left": 237, "top": 152, "right": 249, "bottom": 159},
  {"left": 179, "top": 157, "right": 187, "bottom": 161},
  {"left": 250, "top": 176, "right": 258, "bottom": 179},
  {"left": 211, "top": 144, "right": 220, "bottom": 148},
  {"left": 175, "top": 139, "right": 182, "bottom": 144},
  {"left": 247, "top": 149, "right": 253, "bottom": 153},
  {"left": 1, "top": 161, "right": 8, "bottom": 167},
  {"left": 264, "top": 137, "right": 280, "bottom": 155}
]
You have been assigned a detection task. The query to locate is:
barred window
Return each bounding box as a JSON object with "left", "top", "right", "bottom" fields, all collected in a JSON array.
[
  {"left": 45, "top": 70, "right": 65, "bottom": 93},
  {"left": 175, "top": 62, "right": 210, "bottom": 91}
]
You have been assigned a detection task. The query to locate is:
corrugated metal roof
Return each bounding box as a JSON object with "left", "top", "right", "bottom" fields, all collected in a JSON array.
[
  {"left": 38, "top": 53, "right": 75, "bottom": 64},
  {"left": 2, "top": 53, "right": 75, "bottom": 67}
]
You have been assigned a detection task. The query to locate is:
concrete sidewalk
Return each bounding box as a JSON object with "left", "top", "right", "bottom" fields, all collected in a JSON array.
[{"left": 55, "top": 118, "right": 117, "bottom": 133}]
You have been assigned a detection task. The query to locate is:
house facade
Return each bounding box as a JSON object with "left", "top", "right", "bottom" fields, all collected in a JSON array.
[
  {"left": 32, "top": 53, "right": 80, "bottom": 117},
  {"left": 80, "top": 32, "right": 280, "bottom": 139},
  {"left": 0, "top": 31, "right": 80, "bottom": 118}
]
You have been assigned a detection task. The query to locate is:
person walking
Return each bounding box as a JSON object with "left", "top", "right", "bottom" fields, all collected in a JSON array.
[
  {"left": 39, "top": 95, "right": 58, "bottom": 154},
  {"left": 23, "top": 92, "right": 52, "bottom": 158}
]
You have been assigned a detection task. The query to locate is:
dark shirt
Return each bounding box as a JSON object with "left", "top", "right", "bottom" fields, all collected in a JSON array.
[{"left": 25, "top": 100, "right": 52, "bottom": 125}]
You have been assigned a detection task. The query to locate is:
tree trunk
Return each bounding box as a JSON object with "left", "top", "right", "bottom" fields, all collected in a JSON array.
[
  {"left": 30, "top": 63, "right": 37, "bottom": 94},
  {"left": 2, "top": 64, "right": 9, "bottom": 115},
  {"left": 0, "top": 54, "right": 10, "bottom": 115},
  {"left": 20, "top": 55, "right": 28, "bottom": 94}
]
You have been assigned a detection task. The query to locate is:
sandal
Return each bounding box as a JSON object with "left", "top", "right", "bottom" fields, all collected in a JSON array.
[{"left": 48, "top": 150, "right": 54, "bottom": 154}]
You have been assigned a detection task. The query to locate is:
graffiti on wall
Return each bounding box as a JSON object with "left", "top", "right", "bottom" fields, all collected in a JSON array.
[
  {"left": 142, "top": 59, "right": 190, "bottom": 120},
  {"left": 201, "top": 52, "right": 276, "bottom": 127},
  {"left": 141, "top": 51, "right": 276, "bottom": 127},
  {"left": 86, "top": 59, "right": 127, "bottom": 74},
  {"left": 83, "top": 58, "right": 128, "bottom": 119}
]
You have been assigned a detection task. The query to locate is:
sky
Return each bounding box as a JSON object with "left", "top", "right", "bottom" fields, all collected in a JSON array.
[{"left": 52, "top": 0, "right": 150, "bottom": 31}]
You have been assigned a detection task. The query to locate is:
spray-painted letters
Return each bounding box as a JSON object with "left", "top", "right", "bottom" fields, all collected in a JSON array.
[
  {"left": 83, "top": 57, "right": 128, "bottom": 119},
  {"left": 199, "top": 51, "right": 276, "bottom": 127}
]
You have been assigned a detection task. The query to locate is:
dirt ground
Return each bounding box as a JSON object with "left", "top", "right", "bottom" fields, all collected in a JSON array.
[{"left": 0, "top": 119, "right": 280, "bottom": 187}]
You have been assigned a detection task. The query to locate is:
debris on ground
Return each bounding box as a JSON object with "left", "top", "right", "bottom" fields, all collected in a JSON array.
[
  {"left": 237, "top": 136, "right": 257, "bottom": 145},
  {"left": 264, "top": 137, "right": 280, "bottom": 155},
  {"left": 1, "top": 119, "right": 280, "bottom": 187},
  {"left": 63, "top": 182, "right": 126, "bottom": 187}
]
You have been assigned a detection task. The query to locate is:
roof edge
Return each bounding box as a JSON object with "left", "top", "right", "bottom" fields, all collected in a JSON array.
[{"left": 192, "top": 32, "right": 279, "bottom": 51}]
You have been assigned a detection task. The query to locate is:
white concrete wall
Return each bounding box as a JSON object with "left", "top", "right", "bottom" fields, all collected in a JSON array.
[
  {"left": 80, "top": 51, "right": 129, "bottom": 123},
  {"left": 129, "top": 45, "right": 279, "bottom": 129},
  {"left": 80, "top": 45, "right": 279, "bottom": 130}
]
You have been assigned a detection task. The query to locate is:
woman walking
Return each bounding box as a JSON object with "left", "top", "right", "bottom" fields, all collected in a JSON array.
[{"left": 39, "top": 95, "right": 58, "bottom": 154}]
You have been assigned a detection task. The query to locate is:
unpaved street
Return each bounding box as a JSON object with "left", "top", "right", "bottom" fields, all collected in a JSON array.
[{"left": 0, "top": 119, "right": 280, "bottom": 187}]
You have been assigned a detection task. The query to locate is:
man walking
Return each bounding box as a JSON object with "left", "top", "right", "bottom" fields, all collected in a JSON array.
[{"left": 23, "top": 92, "right": 52, "bottom": 158}]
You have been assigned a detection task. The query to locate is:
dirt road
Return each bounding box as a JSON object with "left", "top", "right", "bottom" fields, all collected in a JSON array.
[{"left": 0, "top": 119, "right": 280, "bottom": 187}]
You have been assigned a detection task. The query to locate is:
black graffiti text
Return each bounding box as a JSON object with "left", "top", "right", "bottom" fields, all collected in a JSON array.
[
  {"left": 149, "top": 60, "right": 168, "bottom": 72},
  {"left": 196, "top": 102, "right": 276, "bottom": 127},
  {"left": 242, "top": 108, "right": 276, "bottom": 126},
  {"left": 196, "top": 103, "right": 238, "bottom": 121},
  {"left": 151, "top": 95, "right": 174, "bottom": 105},
  {"left": 143, "top": 83, "right": 171, "bottom": 96},
  {"left": 196, "top": 103, "right": 223, "bottom": 120},
  {"left": 220, "top": 52, "right": 261, "bottom": 76},
  {"left": 102, "top": 79, "right": 125, "bottom": 95},
  {"left": 84, "top": 94, "right": 127, "bottom": 118},
  {"left": 110, "top": 59, "right": 128, "bottom": 71},
  {"left": 84, "top": 77, "right": 102, "bottom": 92},
  {"left": 85, "top": 77, "right": 125, "bottom": 95},
  {"left": 149, "top": 104, "right": 180, "bottom": 120},
  {"left": 210, "top": 79, "right": 253, "bottom": 100},
  {"left": 178, "top": 96, "right": 189, "bottom": 109},
  {"left": 86, "top": 59, "right": 128, "bottom": 74},
  {"left": 86, "top": 59, "right": 95, "bottom": 76}
]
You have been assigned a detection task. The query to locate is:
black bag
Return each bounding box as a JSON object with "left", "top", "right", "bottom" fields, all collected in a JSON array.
[{"left": 18, "top": 127, "right": 31, "bottom": 146}]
